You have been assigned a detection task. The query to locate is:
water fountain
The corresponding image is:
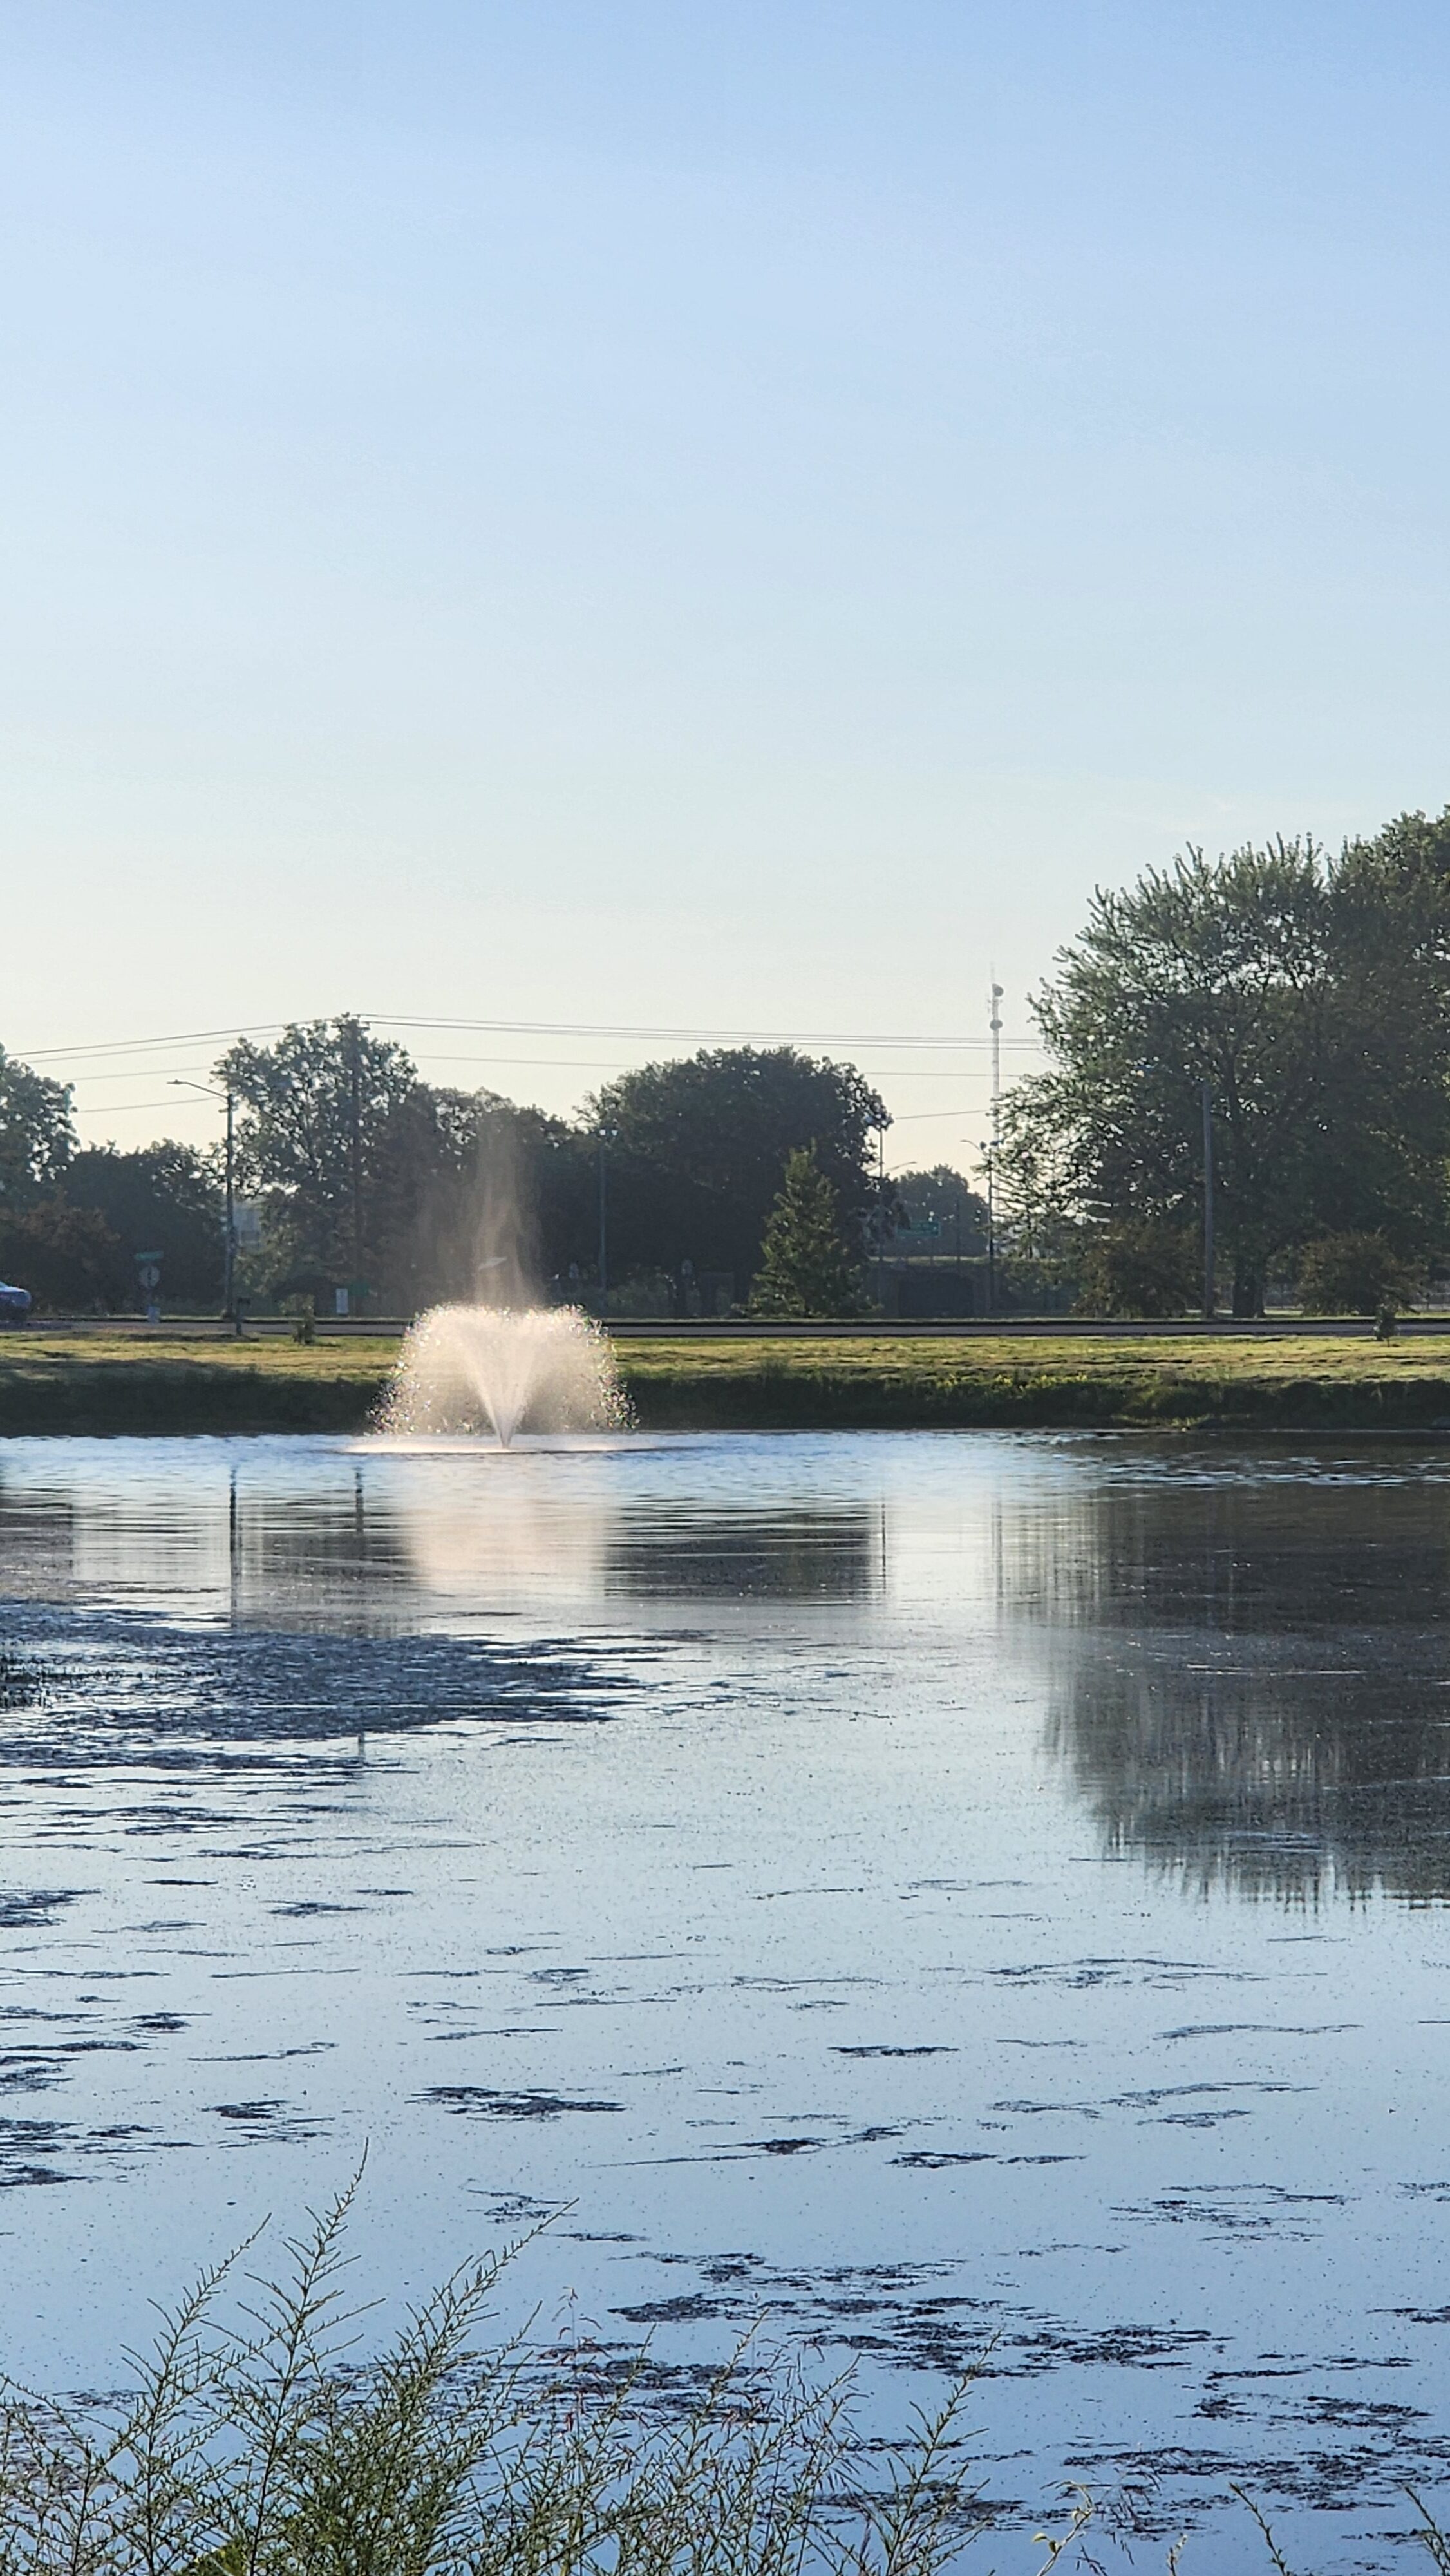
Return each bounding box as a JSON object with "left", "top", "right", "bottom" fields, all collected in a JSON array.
[{"left": 377, "top": 1303, "right": 626, "bottom": 1446}]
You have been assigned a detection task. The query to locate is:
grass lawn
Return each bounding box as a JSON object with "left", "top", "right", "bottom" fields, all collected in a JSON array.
[
  {"left": 0, "top": 1331, "right": 399, "bottom": 1434},
  {"left": 616, "top": 1328, "right": 1450, "bottom": 1429},
  {"left": 5, "top": 1325, "right": 1450, "bottom": 1432}
]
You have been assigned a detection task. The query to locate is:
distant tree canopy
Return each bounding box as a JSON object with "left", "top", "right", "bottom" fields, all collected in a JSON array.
[
  {"left": 17, "top": 810, "right": 1450, "bottom": 1320},
  {"left": 209, "top": 1032, "right": 886, "bottom": 1312},
  {"left": 589, "top": 1046, "right": 889, "bottom": 1295},
  {"left": 999, "top": 815, "right": 1450, "bottom": 1313},
  {"left": 889, "top": 1166, "right": 990, "bottom": 1255},
  {"left": 66, "top": 1144, "right": 224, "bottom": 1304},
  {"left": 219, "top": 1018, "right": 420, "bottom": 1296},
  {"left": 215, "top": 1019, "right": 594, "bottom": 1309},
  {"left": 0, "top": 1199, "right": 120, "bottom": 1312},
  {"left": 0, "top": 1048, "right": 75, "bottom": 1208}
]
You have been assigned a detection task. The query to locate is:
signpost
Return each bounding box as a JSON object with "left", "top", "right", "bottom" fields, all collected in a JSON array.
[{"left": 135, "top": 1249, "right": 163, "bottom": 1327}]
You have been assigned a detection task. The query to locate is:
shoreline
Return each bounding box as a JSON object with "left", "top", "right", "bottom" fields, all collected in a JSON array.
[{"left": 5, "top": 1328, "right": 1450, "bottom": 1435}]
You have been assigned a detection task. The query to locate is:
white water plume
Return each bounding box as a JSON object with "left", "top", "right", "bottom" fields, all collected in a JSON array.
[{"left": 377, "top": 1305, "right": 627, "bottom": 1446}]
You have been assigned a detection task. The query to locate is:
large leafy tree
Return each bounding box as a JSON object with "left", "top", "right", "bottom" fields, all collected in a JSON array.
[
  {"left": 66, "top": 1144, "right": 224, "bottom": 1305},
  {"left": 0, "top": 1200, "right": 122, "bottom": 1311},
  {"left": 0, "top": 1046, "right": 75, "bottom": 1208},
  {"left": 1000, "top": 826, "right": 1450, "bottom": 1313},
  {"left": 1311, "top": 808, "right": 1450, "bottom": 1248},
  {"left": 371, "top": 1085, "right": 589, "bottom": 1311},
  {"left": 217, "top": 1018, "right": 420, "bottom": 1296},
  {"left": 589, "top": 1046, "right": 889, "bottom": 1295}
]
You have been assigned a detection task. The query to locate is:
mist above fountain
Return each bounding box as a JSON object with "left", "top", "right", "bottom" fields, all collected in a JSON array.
[{"left": 378, "top": 1304, "right": 626, "bottom": 1447}]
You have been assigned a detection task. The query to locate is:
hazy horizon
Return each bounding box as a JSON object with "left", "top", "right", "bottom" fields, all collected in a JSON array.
[{"left": 5, "top": 2, "right": 1450, "bottom": 1173}]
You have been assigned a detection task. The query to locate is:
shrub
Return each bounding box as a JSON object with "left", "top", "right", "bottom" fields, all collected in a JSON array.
[
  {"left": 1075, "top": 1221, "right": 1198, "bottom": 1319},
  {"left": 1297, "top": 1231, "right": 1422, "bottom": 1316}
]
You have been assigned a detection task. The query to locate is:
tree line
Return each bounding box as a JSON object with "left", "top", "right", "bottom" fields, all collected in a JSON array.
[
  {"left": 0, "top": 1034, "right": 905, "bottom": 1316},
  {"left": 6, "top": 800, "right": 1450, "bottom": 1321}
]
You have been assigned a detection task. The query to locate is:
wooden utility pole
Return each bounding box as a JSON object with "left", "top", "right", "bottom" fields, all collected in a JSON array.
[
  {"left": 347, "top": 1021, "right": 363, "bottom": 1286},
  {"left": 1201, "top": 1078, "right": 1216, "bottom": 1318}
]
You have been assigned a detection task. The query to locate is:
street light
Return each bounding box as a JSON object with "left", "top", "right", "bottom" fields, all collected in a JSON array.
[{"left": 171, "top": 1078, "right": 236, "bottom": 1324}]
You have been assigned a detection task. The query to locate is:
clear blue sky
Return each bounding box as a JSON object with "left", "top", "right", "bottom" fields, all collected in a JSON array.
[{"left": 5, "top": 2, "right": 1450, "bottom": 1165}]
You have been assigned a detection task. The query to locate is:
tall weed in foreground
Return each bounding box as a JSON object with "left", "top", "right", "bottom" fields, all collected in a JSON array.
[
  {"left": 6, "top": 2188, "right": 1450, "bottom": 2575},
  {"left": 0, "top": 2183, "right": 992, "bottom": 2576}
]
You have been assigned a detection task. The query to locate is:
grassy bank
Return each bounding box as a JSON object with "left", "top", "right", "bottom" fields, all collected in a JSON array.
[
  {"left": 617, "top": 1329, "right": 1450, "bottom": 1432},
  {"left": 0, "top": 1332, "right": 395, "bottom": 1435},
  {"left": 6, "top": 1326, "right": 1450, "bottom": 1434}
]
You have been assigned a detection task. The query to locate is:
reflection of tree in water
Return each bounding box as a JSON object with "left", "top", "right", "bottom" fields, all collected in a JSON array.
[
  {"left": 606, "top": 1506, "right": 884, "bottom": 1602},
  {"left": 1025, "top": 1464, "right": 1450, "bottom": 1902}
]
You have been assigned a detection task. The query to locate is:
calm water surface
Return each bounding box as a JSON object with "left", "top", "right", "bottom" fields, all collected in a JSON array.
[{"left": 3, "top": 1428, "right": 1450, "bottom": 2571}]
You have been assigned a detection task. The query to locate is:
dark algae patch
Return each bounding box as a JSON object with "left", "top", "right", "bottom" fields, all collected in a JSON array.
[{"left": 419, "top": 2085, "right": 625, "bottom": 2119}]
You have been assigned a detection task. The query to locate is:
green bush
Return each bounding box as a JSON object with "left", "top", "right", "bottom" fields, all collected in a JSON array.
[
  {"left": 1297, "top": 1231, "right": 1422, "bottom": 1316},
  {"left": 1075, "top": 1221, "right": 1198, "bottom": 1319}
]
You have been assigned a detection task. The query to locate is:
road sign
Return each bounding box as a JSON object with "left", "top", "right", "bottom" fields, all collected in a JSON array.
[{"left": 138, "top": 1264, "right": 160, "bottom": 1291}]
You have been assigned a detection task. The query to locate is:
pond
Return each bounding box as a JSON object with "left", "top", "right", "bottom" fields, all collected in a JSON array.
[{"left": 3, "top": 1427, "right": 1450, "bottom": 2570}]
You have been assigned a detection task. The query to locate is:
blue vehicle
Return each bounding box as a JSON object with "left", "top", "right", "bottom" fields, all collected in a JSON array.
[{"left": 0, "top": 1280, "right": 32, "bottom": 1325}]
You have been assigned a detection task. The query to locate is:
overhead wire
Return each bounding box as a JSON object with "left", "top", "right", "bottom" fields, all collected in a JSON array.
[{"left": 19, "top": 1012, "right": 1042, "bottom": 1063}]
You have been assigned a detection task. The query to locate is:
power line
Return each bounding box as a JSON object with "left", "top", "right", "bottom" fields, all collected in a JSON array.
[
  {"left": 17, "top": 1023, "right": 287, "bottom": 1063},
  {"left": 19, "top": 1012, "right": 1042, "bottom": 1064}
]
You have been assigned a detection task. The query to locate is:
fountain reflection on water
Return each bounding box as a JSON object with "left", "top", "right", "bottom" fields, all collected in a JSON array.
[{"left": 377, "top": 1303, "right": 627, "bottom": 1447}]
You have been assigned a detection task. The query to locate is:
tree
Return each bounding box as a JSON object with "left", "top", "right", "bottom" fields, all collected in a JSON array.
[
  {"left": 66, "top": 1144, "right": 223, "bottom": 1305},
  {"left": 216, "top": 1018, "right": 420, "bottom": 1299},
  {"left": 1307, "top": 808, "right": 1450, "bottom": 1251},
  {"left": 1001, "top": 828, "right": 1450, "bottom": 1314},
  {"left": 0, "top": 1047, "right": 75, "bottom": 1208},
  {"left": 889, "top": 1166, "right": 990, "bottom": 1254},
  {"left": 589, "top": 1047, "right": 888, "bottom": 1294},
  {"left": 369, "top": 1086, "right": 587, "bottom": 1312},
  {"left": 749, "top": 1146, "right": 867, "bottom": 1317},
  {"left": 0, "top": 1199, "right": 122, "bottom": 1312},
  {"left": 1297, "top": 1232, "right": 1421, "bottom": 1317},
  {"left": 1075, "top": 1219, "right": 1198, "bottom": 1318}
]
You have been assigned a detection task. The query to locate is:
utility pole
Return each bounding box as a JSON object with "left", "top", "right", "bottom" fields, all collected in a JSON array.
[
  {"left": 223, "top": 1082, "right": 236, "bottom": 1325},
  {"left": 170, "top": 1075, "right": 238, "bottom": 1326},
  {"left": 876, "top": 1123, "right": 887, "bottom": 1312},
  {"left": 346, "top": 1021, "right": 363, "bottom": 1291},
  {"left": 596, "top": 1130, "right": 609, "bottom": 1318},
  {"left": 1201, "top": 1077, "right": 1216, "bottom": 1320},
  {"left": 988, "top": 983, "right": 1004, "bottom": 1316}
]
